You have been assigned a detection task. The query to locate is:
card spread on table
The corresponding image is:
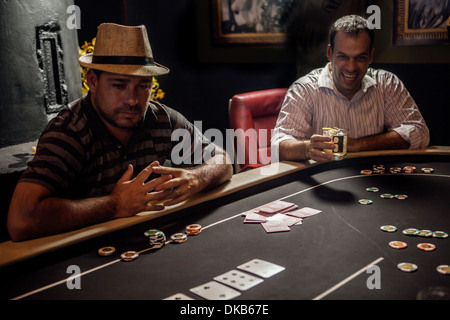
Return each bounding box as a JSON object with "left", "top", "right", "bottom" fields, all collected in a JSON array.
[
  {"left": 237, "top": 259, "right": 285, "bottom": 278},
  {"left": 190, "top": 281, "right": 241, "bottom": 300},
  {"left": 213, "top": 269, "right": 264, "bottom": 291},
  {"left": 166, "top": 259, "right": 284, "bottom": 300},
  {"left": 242, "top": 200, "right": 322, "bottom": 233}
]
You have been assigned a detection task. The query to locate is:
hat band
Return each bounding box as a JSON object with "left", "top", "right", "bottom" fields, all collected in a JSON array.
[{"left": 92, "top": 55, "right": 155, "bottom": 66}]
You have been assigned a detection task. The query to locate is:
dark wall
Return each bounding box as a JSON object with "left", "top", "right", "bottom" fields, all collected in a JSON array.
[
  {"left": 373, "top": 63, "right": 450, "bottom": 146},
  {"left": 0, "top": 0, "right": 81, "bottom": 148}
]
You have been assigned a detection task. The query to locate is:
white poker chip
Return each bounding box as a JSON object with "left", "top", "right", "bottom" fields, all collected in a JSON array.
[
  {"left": 398, "top": 262, "right": 418, "bottom": 273},
  {"left": 121, "top": 251, "right": 139, "bottom": 262},
  {"left": 170, "top": 232, "right": 187, "bottom": 243}
]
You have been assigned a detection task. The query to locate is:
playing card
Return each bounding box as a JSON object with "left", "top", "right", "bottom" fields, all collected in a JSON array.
[
  {"left": 190, "top": 281, "right": 241, "bottom": 300},
  {"left": 243, "top": 212, "right": 268, "bottom": 223},
  {"left": 266, "top": 213, "right": 303, "bottom": 226},
  {"left": 261, "top": 220, "right": 290, "bottom": 233},
  {"left": 163, "top": 293, "right": 194, "bottom": 300},
  {"left": 258, "top": 200, "right": 296, "bottom": 214},
  {"left": 213, "top": 270, "right": 264, "bottom": 291},
  {"left": 286, "top": 207, "right": 322, "bottom": 218},
  {"left": 237, "top": 259, "right": 285, "bottom": 278}
]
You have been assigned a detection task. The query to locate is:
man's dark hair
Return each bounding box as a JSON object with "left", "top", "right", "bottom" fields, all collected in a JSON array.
[{"left": 329, "top": 15, "right": 374, "bottom": 51}]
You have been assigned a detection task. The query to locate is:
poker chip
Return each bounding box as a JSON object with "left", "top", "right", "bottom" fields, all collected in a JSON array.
[
  {"left": 358, "top": 199, "right": 373, "bottom": 205},
  {"left": 417, "top": 243, "right": 436, "bottom": 251},
  {"left": 121, "top": 251, "right": 139, "bottom": 262},
  {"left": 380, "top": 193, "right": 394, "bottom": 199},
  {"left": 372, "top": 165, "right": 385, "bottom": 174},
  {"left": 360, "top": 170, "right": 372, "bottom": 175},
  {"left": 186, "top": 224, "right": 202, "bottom": 236},
  {"left": 432, "top": 231, "right": 449, "bottom": 239},
  {"left": 144, "top": 229, "right": 159, "bottom": 237},
  {"left": 403, "top": 228, "right": 419, "bottom": 236},
  {"left": 98, "top": 246, "right": 116, "bottom": 256},
  {"left": 366, "top": 187, "right": 379, "bottom": 193},
  {"left": 148, "top": 230, "right": 166, "bottom": 248},
  {"left": 389, "top": 167, "right": 402, "bottom": 174},
  {"left": 421, "top": 167, "right": 434, "bottom": 173},
  {"left": 436, "top": 265, "right": 450, "bottom": 275},
  {"left": 389, "top": 241, "right": 407, "bottom": 249},
  {"left": 397, "top": 262, "right": 418, "bottom": 273},
  {"left": 394, "top": 194, "right": 408, "bottom": 200},
  {"left": 417, "top": 230, "right": 433, "bottom": 237},
  {"left": 380, "top": 225, "right": 397, "bottom": 232},
  {"left": 170, "top": 232, "right": 187, "bottom": 244},
  {"left": 403, "top": 166, "right": 416, "bottom": 173}
]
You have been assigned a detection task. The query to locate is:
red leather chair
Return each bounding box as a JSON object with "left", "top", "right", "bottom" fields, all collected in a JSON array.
[{"left": 229, "top": 88, "right": 288, "bottom": 172}]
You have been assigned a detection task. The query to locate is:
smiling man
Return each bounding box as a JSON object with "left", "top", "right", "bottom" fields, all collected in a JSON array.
[
  {"left": 7, "top": 23, "right": 232, "bottom": 241},
  {"left": 272, "top": 15, "right": 430, "bottom": 163}
]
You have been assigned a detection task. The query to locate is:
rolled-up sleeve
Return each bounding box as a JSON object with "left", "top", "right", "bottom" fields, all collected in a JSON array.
[
  {"left": 380, "top": 71, "right": 430, "bottom": 149},
  {"left": 271, "top": 82, "right": 315, "bottom": 158}
]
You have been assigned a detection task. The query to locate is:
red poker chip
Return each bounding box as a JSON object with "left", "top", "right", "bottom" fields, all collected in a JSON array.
[
  {"left": 389, "top": 241, "right": 407, "bottom": 249},
  {"left": 403, "top": 166, "right": 416, "bottom": 173},
  {"left": 186, "top": 224, "right": 202, "bottom": 235}
]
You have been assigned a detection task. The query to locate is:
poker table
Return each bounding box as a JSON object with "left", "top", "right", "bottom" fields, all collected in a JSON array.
[{"left": 1, "top": 146, "right": 450, "bottom": 303}]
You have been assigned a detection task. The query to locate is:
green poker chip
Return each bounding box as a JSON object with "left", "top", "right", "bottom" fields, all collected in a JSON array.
[
  {"left": 432, "top": 231, "right": 448, "bottom": 239},
  {"left": 366, "top": 187, "right": 380, "bottom": 193},
  {"left": 402, "top": 228, "right": 419, "bottom": 236},
  {"left": 358, "top": 199, "right": 373, "bottom": 205},
  {"left": 380, "top": 225, "right": 397, "bottom": 232},
  {"left": 418, "top": 230, "right": 433, "bottom": 237},
  {"left": 380, "top": 193, "right": 394, "bottom": 199}
]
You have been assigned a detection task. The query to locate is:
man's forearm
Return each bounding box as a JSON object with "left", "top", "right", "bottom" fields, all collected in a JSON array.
[
  {"left": 348, "top": 130, "right": 410, "bottom": 152},
  {"left": 278, "top": 139, "right": 310, "bottom": 161},
  {"left": 8, "top": 185, "right": 117, "bottom": 241},
  {"left": 192, "top": 151, "right": 233, "bottom": 191}
]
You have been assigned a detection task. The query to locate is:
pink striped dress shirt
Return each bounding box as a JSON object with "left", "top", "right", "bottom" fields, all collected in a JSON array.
[{"left": 272, "top": 64, "right": 430, "bottom": 154}]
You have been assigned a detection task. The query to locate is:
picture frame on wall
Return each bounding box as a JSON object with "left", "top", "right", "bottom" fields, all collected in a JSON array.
[
  {"left": 393, "top": 0, "right": 450, "bottom": 45},
  {"left": 211, "top": 0, "right": 297, "bottom": 46}
]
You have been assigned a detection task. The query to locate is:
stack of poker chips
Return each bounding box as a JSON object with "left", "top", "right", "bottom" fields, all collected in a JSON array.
[
  {"left": 372, "top": 164, "right": 385, "bottom": 174},
  {"left": 389, "top": 167, "right": 403, "bottom": 174},
  {"left": 186, "top": 224, "right": 202, "bottom": 236},
  {"left": 403, "top": 166, "right": 416, "bottom": 173},
  {"left": 170, "top": 232, "right": 188, "bottom": 244},
  {"left": 121, "top": 251, "right": 139, "bottom": 262},
  {"left": 144, "top": 229, "right": 166, "bottom": 248}
]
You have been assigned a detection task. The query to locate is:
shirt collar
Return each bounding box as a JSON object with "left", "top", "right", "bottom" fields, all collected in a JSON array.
[{"left": 318, "top": 63, "right": 377, "bottom": 94}]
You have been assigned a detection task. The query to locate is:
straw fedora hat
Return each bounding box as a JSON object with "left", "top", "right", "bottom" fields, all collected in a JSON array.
[{"left": 79, "top": 23, "right": 169, "bottom": 77}]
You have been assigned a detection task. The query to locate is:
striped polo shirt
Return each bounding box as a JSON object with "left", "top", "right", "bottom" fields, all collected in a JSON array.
[
  {"left": 20, "top": 94, "right": 211, "bottom": 199},
  {"left": 271, "top": 64, "right": 430, "bottom": 154}
]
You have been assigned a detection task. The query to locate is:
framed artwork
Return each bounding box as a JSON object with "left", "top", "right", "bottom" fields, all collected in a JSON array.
[
  {"left": 211, "top": 0, "right": 297, "bottom": 46},
  {"left": 393, "top": 0, "right": 450, "bottom": 45}
]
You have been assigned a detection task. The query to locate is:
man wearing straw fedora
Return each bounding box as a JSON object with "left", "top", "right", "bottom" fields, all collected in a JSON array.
[{"left": 7, "top": 23, "right": 233, "bottom": 241}]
